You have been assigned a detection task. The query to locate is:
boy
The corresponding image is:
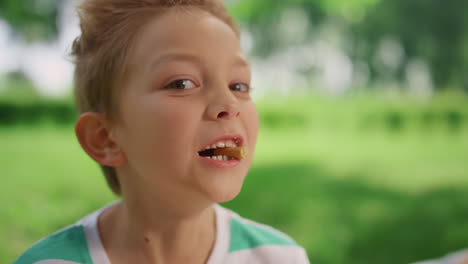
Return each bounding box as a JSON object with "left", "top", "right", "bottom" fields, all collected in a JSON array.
[{"left": 14, "top": 0, "right": 310, "bottom": 263}]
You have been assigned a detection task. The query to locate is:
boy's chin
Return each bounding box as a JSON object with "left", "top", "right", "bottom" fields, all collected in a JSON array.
[
  {"left": 210, "top": 188, "right": 242, "bottom": 203},
  {"left": 194, "top": 166, "right": 250, "bottom": 204},
  {"left": 201, "top": 179, "right": 245, "bottom": 204}
]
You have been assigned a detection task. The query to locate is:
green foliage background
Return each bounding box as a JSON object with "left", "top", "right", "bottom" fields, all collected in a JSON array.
[
  {"left": 229, "top": 0, "right": 468, "bottom": 90},
  {"left": 1, "top": 0, "right": 468, "bottom": 89},
  {"left": 0, "top": 0, "right": 58, "bottom": 41}
]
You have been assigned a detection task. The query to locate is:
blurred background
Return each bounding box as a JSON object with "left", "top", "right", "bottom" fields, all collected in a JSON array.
[{"left": 1, "top": 0, "right": 467, "bottom": 263}]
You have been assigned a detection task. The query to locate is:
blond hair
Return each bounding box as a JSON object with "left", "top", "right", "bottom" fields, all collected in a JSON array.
[{"left": 71, "top": 0, "right": 240, "bottom": 195}]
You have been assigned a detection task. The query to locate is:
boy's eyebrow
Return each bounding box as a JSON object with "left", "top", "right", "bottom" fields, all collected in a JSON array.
[
  {"left": 151, "top": 52, "right": 251, "bottom": 70},
  {"left": 151, "top": 53, "right": 202, "bottom": 69}
]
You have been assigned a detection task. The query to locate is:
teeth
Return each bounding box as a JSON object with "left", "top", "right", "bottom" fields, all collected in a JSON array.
[
  {"left": 212, "top": 140, "right": 237, "bottom": 149},
  {"left": 205, "top": 155, "right": 230, "bottom": 161},
  {"left": 200, "top": 139, "right": 239, "bottom": 152}
]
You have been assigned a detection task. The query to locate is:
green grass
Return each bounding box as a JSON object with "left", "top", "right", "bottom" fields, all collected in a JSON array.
[
  {"left": 1, "top": 126, "right": 115, "bottom": 261},
  {"left": 233, "top": 127, "right": 468, "bottom": 263},
  {"left": 1, "top": 95, "right": 468, "bottom": 263}
]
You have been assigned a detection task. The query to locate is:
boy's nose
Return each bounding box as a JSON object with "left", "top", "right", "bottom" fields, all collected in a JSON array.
[{"left": 208, "top": 102, "right": 240, "bottom": 120}]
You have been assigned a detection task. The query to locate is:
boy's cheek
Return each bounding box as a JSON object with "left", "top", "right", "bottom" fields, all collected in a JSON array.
[
  {"left": 151, "top": 99, "right": 197, "bottom": 123},
  {"left": 246, "top": 104, "right": 259, "bottom": 135}
]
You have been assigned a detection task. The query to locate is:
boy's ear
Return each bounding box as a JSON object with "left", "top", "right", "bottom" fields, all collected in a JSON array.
[{"left": 75, "top": 112, "right": 126, "bottom": 167}]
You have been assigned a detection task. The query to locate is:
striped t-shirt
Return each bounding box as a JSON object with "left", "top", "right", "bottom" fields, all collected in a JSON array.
[{"left": 14, "top": 203, "right": 310, "bottom": 264}]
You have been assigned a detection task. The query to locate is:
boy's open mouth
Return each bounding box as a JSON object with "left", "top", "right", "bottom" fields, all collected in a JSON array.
[
  {"left": 197, "top": 137, "right": 247, "bottom": 161},
  {"left": 198, "top": 147, "right": 246, "bottom": 161}
]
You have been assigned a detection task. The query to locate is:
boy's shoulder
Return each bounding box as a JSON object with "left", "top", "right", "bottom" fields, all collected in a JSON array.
[
  {"left": 13, "top": 224, "right": 92, "bottom": 264},
  {"left": 219, "top": 206, "right": 310, "bottom": 264},
  {"left": 227, "top": 209, "right": 298, "bottom": 250},
  {"left": 14, "top": 202, "right": 114, "bottom": 264}
]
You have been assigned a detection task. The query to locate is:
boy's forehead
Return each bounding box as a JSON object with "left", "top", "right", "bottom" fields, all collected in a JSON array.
[{"left": 130, "top": 8, "right": 243, "bottom": 67}]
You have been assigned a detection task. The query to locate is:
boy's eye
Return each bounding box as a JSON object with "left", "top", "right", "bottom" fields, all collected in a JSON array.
[
  {"left": 230, "top": 83, "right": 250, "bottom": 93},
  {"left": 165, "top": 79, "right": 198, "bottom": 90}
]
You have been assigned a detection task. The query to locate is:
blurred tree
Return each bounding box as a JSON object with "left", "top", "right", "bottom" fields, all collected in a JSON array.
[
  {"left": 230, "top": 0, "right": 381, "bottom": 55},
  {"left": 0, "top": 0, "right": 59, "bottom": 41},
  {"left": 1, "top": 0, "right": 466, "bottom": 90},
  {"left": 353, "top": 0, "right": 468, "bottom": 90},
  {"left": 230, "top": 0, "right": 468, "bottom": 91}
]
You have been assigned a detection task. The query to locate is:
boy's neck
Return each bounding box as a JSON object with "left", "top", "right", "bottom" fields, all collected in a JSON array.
[{"left": 99, "top": 201, "right": 217, "bottom": 264}]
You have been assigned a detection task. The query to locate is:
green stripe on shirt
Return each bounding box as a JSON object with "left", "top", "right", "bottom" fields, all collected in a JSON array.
[
  {"left": 14, "top": 225, "right": 93, "bottom": 264},
  {"left": 229, "top": 217, "right": 298, "bottom": 253}
]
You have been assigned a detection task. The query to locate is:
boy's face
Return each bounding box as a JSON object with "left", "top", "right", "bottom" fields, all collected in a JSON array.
[{"left": 112, "top": 8, "right": 258, "bottom": 204}]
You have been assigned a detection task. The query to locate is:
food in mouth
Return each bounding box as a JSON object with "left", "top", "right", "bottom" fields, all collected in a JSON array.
[{"left": 198, "top": 147, "right": 247, "bottom": 160}]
